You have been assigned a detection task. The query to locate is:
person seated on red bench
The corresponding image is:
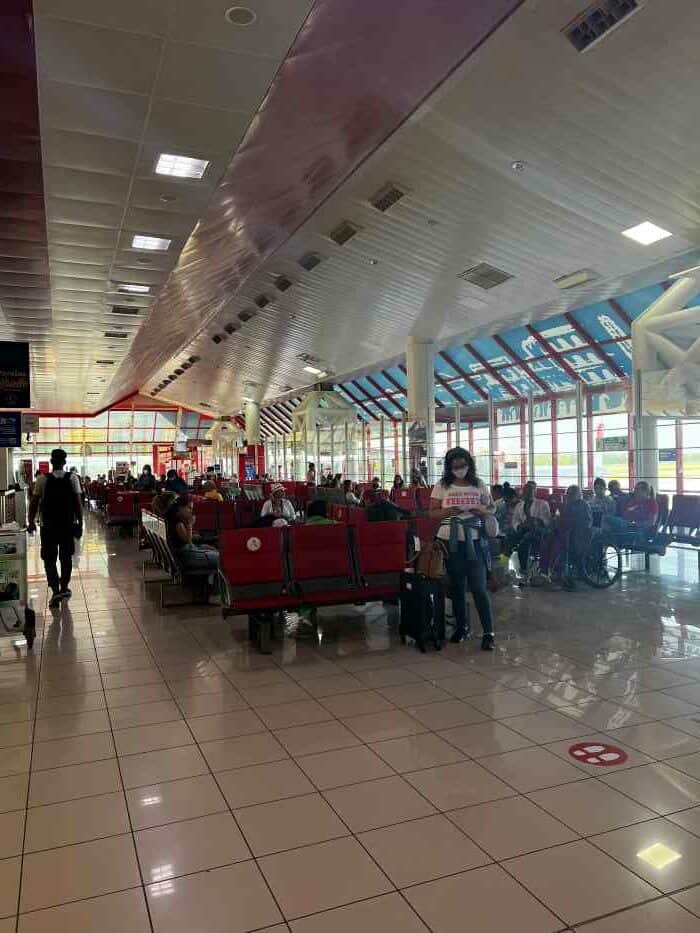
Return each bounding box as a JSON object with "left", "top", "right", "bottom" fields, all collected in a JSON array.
[
  {"left": 306, "top": 499, "right": 337, "bottom": 526},
  {"left": 389, "top": 474, "right": 405, "bottom": 502},
  {"left": 165, "top": 469, "right": 188, "bottom": 494},
  {"left": 261, "top": 483, "right": 296, "bottom": 522},
  {"left": 165, "top": 496, "right": 219, "bottom": 576},
  {"left": 590, "top": 477, "right": 616, "bottom": 526},
  {"left": 605, "top": 481, "right": 659, "bottom": 544},
  {"left": 607, "top": 479, "right": 630, "bottom": 516},
  {"left": 540, "top": 485, "right": 592, "bottom": 589},
  {"left": 343, "top": 480, "right": 361, "bottom": 506},
  {"left": 510, "top": 481, "right": 552, "bottom": 576},
  {"left": 152, "top": 491, "right": 177, "bottom": 518},
  {"left": 137, "top": 464, "right": 157, "bottom": 492},
  {"left": 362, "top": 477, "right": 383, "bottom": 506},
  {"left": 410, "top": 466, "right": 428, "bottom": 488},
  {"left": 202, "top": 480, "right": 223, "bottom": 503}
]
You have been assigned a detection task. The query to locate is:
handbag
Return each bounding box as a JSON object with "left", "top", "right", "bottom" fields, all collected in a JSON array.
[{"left": 412, "top": 538, "right": 448, "bottom": 580}]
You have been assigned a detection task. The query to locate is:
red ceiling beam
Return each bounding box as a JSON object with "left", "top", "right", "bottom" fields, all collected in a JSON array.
[
  {"left": 490, "top": 335, "right": 550, "bottom": 394},
  {"left": 563, "top": 313, "right": 627, "bottom": 380},
  {"left": 607, "top": 298, "right": 632, "bottom": 328},
  {"left": 339, "top": 383, "right": 379, "bottom": 421},
  {"left": 524, "top": 325, "right": 581, "bottom": 384},
  {"left": 438, "top": 351, "right": 489, "bottom": 401},
  {"left": 364, "top": 375, "right": 405, "bottom": 415},
  {"left": 465, "top": 343, "right": 518, "bottom": 398},
  {"left": 398, "top": 363, "right": 445, "bottom": 408}
]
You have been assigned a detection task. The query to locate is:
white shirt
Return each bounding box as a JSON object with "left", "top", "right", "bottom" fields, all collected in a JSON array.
[
  {"left": 430, "top": 479, "right": 493, "bottom": 540},
  {"left": 261, "top": 498, "right": 295, "bottom": 521},
  {"left": 512, "top": 497, "right": 551, "bottom": 530}
]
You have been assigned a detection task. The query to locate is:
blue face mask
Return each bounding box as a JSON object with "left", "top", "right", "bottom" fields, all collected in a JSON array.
[{"left": 452, "top": 466, "right": 468, "bottom": 479}]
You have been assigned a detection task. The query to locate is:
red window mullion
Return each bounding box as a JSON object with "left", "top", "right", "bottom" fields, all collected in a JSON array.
[
  {"left": 551, "top": 404, "right": 558, "bottom": 489},
  {"left": 520, "top": 401, "right": 527, "bottom": 486},
  {"left": 675, "top": 419, "right": 684, "bottom": 494}
]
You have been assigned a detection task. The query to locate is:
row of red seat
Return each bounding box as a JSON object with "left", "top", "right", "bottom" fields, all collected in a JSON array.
[{"left": 219, "top": 521, "right": 407, "bottom": 617}]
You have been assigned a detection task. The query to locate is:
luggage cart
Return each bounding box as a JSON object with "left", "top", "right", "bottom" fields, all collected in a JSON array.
[{"left": 0, "top": 528, "right": 36, "bottom": 652}]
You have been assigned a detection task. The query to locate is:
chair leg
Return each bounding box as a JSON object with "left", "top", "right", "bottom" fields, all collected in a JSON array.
[{"left": 258, "top": 617, "right": 272, "bottom": 654}]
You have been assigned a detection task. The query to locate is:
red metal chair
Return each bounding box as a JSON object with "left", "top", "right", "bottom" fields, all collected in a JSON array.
[
  {"left": 416, "top": 487, "right": 431, "bottom": 511},
  {"left": 219, "top": 527, "right": 294, "bottom": 612},
  {"left": 354, "top": 521, "right": 406, "bottom": 598},
  {"left": 105, "top": 491, "right": 138, "bottom": 526},
  {"left": 393, "top": 487, "right": 417, "bottom": 511},
  {"left": 287, "top": 524, "right": 358, "bottom": 605}
]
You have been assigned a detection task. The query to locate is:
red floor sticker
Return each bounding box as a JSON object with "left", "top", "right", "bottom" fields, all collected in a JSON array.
[{"left": 568, "top": 741, "right": 628, "bottom": 766}]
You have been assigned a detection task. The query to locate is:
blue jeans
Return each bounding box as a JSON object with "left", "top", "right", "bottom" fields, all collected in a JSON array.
[
  {"left": 178, "top": 543, "right": 219, "bottom": 575},
  {"left": 447, "top": 541, "right": 493, "bottom": 637}
]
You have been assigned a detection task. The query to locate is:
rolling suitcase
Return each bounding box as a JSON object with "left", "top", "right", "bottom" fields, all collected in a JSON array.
[{"left": 399, "top": 571, "right": 446, "bottom": 652}]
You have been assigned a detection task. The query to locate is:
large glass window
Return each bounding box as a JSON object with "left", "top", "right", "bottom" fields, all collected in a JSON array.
[{"left": 683, "top": 418, "right": 700, "bottom": 493}]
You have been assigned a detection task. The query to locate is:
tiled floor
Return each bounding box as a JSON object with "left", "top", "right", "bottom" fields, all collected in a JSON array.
[{"left": 0, "top": 520, "right": 699, "bottom": 931}]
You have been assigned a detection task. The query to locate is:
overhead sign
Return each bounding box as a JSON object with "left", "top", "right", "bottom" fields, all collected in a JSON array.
[
  {"left": 0, "top": 342, "right": 30, "bottom": 408},
  {"left": 21, "top": 413, "right": 39, "bottom": 434},
  {"left": 0, "top": 413, "right": 21, "bottom": 448},
  {"left": 596, "top": 436, "right": 627, "bottom": 452},
  {"left": 659, "top": 448, "right": 677, "bottom": 462}
]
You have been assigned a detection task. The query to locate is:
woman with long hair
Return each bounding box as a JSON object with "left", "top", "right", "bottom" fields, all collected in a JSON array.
[{"left": 429, "top": 447, "right": 495, "bottom": 649}]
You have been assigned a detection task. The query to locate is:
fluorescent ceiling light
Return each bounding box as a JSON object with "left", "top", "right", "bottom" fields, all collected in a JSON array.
[
  {"left": 303, "top": 365, "right": 326, "bottom": 376},
  {"left": 156, "top": 153, "right": 209, "bottom": 179},
  {"left": 637, "top": 843, "right": 682, "bottom": 869},
  {"left": 117, "top": 283, "right": 150, "bottom": 294},
  {"left": 132, "top": 234, "right": 171, "bottom": 251},
  {"left": 241, "top": 395, "right": 253, "bottom": 402},
  {"left": 622, "top": 221, "right": 673, "bottom": 245}
]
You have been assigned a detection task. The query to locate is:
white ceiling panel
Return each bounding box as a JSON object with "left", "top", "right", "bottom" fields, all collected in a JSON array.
[
  {"left": 33, "top": 0, "right": 172, "bottom": 36},
  {"left": 142, "top": 100, "right": 250, "bottom": 155},
  {"left": 47, "top": 224, "right": 119, "bottom": 248},
  {"left": 44, "top": 167, "right": 131, "bottom": 205},
  {"left": 38, "top": 82, "right": 150, "bottom": 139},
  {"left": 41, "top": 130, "right": 138, "bottom": 176},
  {"left": 35, "top": 18, "right": 162, "bottom": 94},
  {"left": 155, "top": 43, "right": 279, "bottom": 113}
]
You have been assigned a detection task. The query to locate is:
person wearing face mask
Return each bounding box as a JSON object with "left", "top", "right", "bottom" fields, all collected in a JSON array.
[{"left": 429, "top": 447, "right": 495, "bottom": 650}]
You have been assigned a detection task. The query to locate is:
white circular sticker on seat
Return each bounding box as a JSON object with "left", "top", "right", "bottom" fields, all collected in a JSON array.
[{"left": 246, "top": 537, "right": 261, "bottom": 552}]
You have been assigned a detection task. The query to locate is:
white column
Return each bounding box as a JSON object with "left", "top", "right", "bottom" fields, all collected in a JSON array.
[
  {"left": 244, "top": 400, "right": 261, "bottom": 446},
  {"left": 575, "top": 382, "right": 585, "bottom": 489},
  {"left": 406, "top": 336, "right": 435, "bottom": 482},
  {"left": 527, "top": 392, "right": 535, "bottom": 480},
  {"left": 0, "top": 449, "right": 13, "bottom": 489},
  {"left": 634, "top": 376, "right": 658, "bottom": 489}
]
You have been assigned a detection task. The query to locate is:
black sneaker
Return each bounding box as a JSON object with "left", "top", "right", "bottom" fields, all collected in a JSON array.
[
  {"left": 450, "top": 629, "right": 471, "bottom": 644},
  {"left": 481, "top": 634, "right": 495, "bottom": 651},
  {"left": 59, "top": 588, "right": 72, "bottom": 599},
  {"left": 48, "top": 592, "right": 62, "bottom": 608}
]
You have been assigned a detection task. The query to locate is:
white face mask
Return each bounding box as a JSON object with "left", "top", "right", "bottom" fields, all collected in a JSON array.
[{"left": 452, "top": 466, "right": 468, "bottom": 479}]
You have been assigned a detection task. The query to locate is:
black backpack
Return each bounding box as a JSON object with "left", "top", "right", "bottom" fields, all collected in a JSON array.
[{"left": 42, "top": 474, "right": 76, "bottom": 530}]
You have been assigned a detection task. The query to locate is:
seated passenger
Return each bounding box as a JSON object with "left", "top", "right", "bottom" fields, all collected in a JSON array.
[
  {"left": 137, "top": 464, "right": 157, "bottom": 492},
  {"left": 362, "top": 477, "right": 383, "bottom": 506},
  {"left": 343, "top": 479, "right": 361, "bottom": 506},
  {"left": 202, "top": 480, "right": 223, "bottom": 502},
  {"left": 261, "top": 483, "right": 295, "bottom": 522},
  {"left": 330, "top": 473, "right": 342, "bottom": 489},
  {"left": 495, "top": 485, "right": 518, "bottom": 532},
  {"left": 491, "top": 483, "right": 504, "bottom": 505},
  {"left": 540, "top": 486, "right": 592, "bottom": 586},
  {"left": 510, "top": 481, "right": 551, "bottom": 575},
  {"left": 622, "top": 481, "right": 658, "bottom": 528},
  {"left": 390, "top": 474, "right": 405, "bottom": 501},
  {"left": 306, "top": 462, "right": 316, "bottom": 485},
  {"left": 590, "top": 476, "right": 616, "bottom": 526},
  {"left": 165, "top": 497, "right": 219, "bottom": 575},
  {"left": 306, "top": 499, "right": 337, "bottom": 526},
  {"left": 152, "top": 491, "right": 177, "bottom": 517},
  {"left": 165, "top": 469, "right": 188, "bottom": 494},
  {"left": 410, "top": 467, "right": 428, "bottom": 488},
  {"left": 607, "top": 480, "right": 629, "bottom": 516}
]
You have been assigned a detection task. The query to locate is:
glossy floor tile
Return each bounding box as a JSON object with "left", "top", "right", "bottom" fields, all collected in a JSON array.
[{"left": 1, "top": 517, "right": 699, "bottom": 931}]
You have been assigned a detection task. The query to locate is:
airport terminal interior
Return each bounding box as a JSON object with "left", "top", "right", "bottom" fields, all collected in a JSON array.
[{"left": 1, "top": 0, "right": 700, "bottom": 930}]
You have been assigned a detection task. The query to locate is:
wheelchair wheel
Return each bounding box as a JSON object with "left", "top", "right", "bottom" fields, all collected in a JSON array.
[{"left": 583, "top": 540, "right": 621, "bottom": 588}]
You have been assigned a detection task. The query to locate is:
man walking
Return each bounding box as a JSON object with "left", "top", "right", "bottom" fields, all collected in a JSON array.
[{"left": 28, "top": 448, "right": 83, "bottom": 608}]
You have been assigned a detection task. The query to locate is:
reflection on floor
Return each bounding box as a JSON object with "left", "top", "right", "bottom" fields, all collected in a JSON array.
[{"left": 1, "top": 516, "right": 700, "bottom": 932}]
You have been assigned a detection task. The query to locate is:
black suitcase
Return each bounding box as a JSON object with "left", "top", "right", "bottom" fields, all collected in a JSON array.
[{"left": 399, "top": 571, "right": 446, "bottom": 652}]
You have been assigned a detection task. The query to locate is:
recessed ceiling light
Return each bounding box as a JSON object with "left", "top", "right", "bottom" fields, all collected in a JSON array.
[
  {"left": 511, "top": 160, "right": 527, "bottom": 173},
  {"left": 117, "top": 283, "right": 150, "bottom": 294},
  {"left": 225, "top": 6, "right": 256, "bottom": 26},
  {"left": 637, "top": 843, "right": 682, "bottom": 869},
  {"left": 368, "top": 258, "right": 378, "bottom": 265},
  {"left": 132, "top": 234, "right": 171, "bottom": 251},
  {"left": 622, "top": 221, "right": 673, "bottom": 245},
  {"left": 155, "top": 153, "right": 210, "bottom": 179}
]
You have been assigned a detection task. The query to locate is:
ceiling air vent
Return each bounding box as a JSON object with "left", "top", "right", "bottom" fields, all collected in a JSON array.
[
  {"left": 111, "top": 306, "right": 139, "bottom": 316},
  {"left": 174, "top": 368, "right": 184, "bottom": 375},
  {"left": 238, "top": 309, "right": 256, "bottom": 323},
  {"left": 95, "top": 359, "right": 114, "bottom": 365},
  {"left": 188, "top": 355, "right": 200, "bottom": 364},
  {"left": 224, "top": 322, "right": 238, "bottom": 335},
  {"left": 180, "top": 362, "right": 191, "bottom": 370},
  {"left": 255, "top": 294, "right": 270, "bottom": 309},
  {"left": 275, "top": 275, "right": 293, "bottom": 292},
  {"left": 554, "top": 268, "right": 599, "bottom": 290},
  {"left": 458, "top": 263, "right": 513, "bottom": 290},
  {"left": 104, "top": 331, "right": 128, "bottom": 339},
  {"left": 370, "top": 182, "right": 407, "bottom": 212},
  {"left": 298, "top": 252, "right": 322, "bottom": 272},
  {"left": 563, "top": 0, "right": 643, "bottom": 53},
  {"left": 211, "top": 334, "right": 224, "bottom": 344},
  {"left": 329, "top": 220, "right": 359, "bottom": 246}
]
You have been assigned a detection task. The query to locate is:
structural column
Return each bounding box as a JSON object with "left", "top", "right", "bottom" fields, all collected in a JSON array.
[
  {"left": 406, "top": 336, "right": 435, "bottom": 483},
  {"left": 244, "top": 400, "right": 261, "bottom": 446},
  {"left": 0, "top": 449, "right": 13, "bottom": 489}
]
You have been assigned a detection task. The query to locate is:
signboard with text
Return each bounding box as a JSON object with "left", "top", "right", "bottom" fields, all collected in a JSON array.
[
  {"left": 0, "top": 413, "right": 21, "bottom": 448},
  {"left": 0, "top": 342, "right": 30, "bottom": 408}
]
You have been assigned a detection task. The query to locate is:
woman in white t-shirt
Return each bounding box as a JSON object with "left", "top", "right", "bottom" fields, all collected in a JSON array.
[{"left": 429, "top": 447, "right": 495, "bottom": 650}]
